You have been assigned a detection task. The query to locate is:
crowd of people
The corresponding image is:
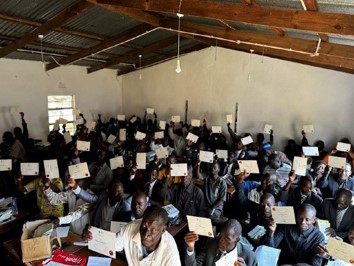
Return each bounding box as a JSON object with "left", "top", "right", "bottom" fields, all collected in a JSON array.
[{"left": 1, "top": 111, "right": 354, "bottom": 266}]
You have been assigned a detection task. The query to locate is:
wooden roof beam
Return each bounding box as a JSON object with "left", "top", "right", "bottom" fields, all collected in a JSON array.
[
  {"left": 96, "top": 0, "right": 354, "bottom": 36},
  {"left": 87, "top": 36, "right": 179, "bottom": 73},
  {"left": 46, "top": 23, "right": 154, "bottom": 71},
  {"left": 117, "top": 43, "right": 208, "bottom": 76},
  {"left": 0, "top": 1, "right": 94, "bottom": 58}
]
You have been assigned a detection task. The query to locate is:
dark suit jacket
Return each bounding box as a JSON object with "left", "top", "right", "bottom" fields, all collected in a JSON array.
[
  {"left": 144, "top": 179, "right": 167, "bottom": 206},
  {"left": 319, "top": 198, "right": 354, "bottom": 238},
  {"left": 184, "top": 238, "right": 258, "bottom": 266},
  {"left": 91, "top": 191, "right": 130, "bottom": 227}
]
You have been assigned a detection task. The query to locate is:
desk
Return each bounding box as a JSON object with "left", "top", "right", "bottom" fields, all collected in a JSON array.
[
  {"left": 166, "top": 221, "right": 187, "bottom": 237},
  {"left": 192, "top": 178, "right": 235, "bottom": 199},
  {"left": 0, "top": 209, "right": 31, "bottom": 235},
  {"left": 3, "top": 232, "right": 128, "bottom": 266}
]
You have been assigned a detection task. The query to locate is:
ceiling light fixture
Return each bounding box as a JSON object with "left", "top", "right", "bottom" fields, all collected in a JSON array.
[{"left": 176, "top": 12, "right": 184, "bottom": 74}]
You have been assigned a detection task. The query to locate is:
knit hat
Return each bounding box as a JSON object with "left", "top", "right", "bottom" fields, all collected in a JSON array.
[{"left": 262, "top": 142, "right": 272, "bottom": 151}]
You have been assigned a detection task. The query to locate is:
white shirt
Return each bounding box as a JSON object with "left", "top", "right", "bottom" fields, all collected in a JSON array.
[{"left": 116, "top": 219, "right": 181, "bottom": 266}]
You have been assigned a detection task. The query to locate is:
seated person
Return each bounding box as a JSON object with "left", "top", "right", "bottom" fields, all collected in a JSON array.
[
  {"left": 318, "top": 188, "right": 354, "bottom": 239},
  {"left": 83, "top": 205, "right": 181, "bottom": 265},
  {"left": 317, "top": 163, "right": 354, "bottom": 198},
  {"left": 83, "top": 179, "right": 130, "bottom": 230},
  {"left": 143, "top": 163, "right": 167, "bottom": 206},
  {"left": 198, "top": 162, "right": 227, "bottom": 219},
  {"left": 2, "top": 131, "right": 27, "bottom": 162},
  {"left": 88, "top": 148, "right": 113, "bottom": 195},
  {"left": 167, "top": 164, "right": 206, "bottom": 220},
  {"left": 262, "top": 153, "right": 292, "bottom": 188},
  {"left": 282, "top": 172, "right": 323, "bottom": 213},
  {"left": 229, "top": 171, "right": 275, "bottom": 240},
  {"left": 121, "top": 191, "right": 149, "bottom": 222},
  {"left": 44, "top": 176, "right": 97, "bottom": 235},
  {"left": 184, "top": 219, "right": 258, "bottom": 266},
  {"left": 264, "top": 203, "right": 326, "bottom": 266},
  {"left": 344, "top": 224, "right": 354, "bottom": 245},
  {"left": 157, "top": 155, "right": 182, "bottom": 187},
  {"left": 247, "top": 173, "right": 281, "bottom": 204},
  {"left": 16, "top": 169, "right": 64, "bottom": 218}
]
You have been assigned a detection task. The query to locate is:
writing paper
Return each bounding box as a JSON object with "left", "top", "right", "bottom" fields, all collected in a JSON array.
[
  {"left": 191, "top": 119, "right": 201, "bottom": 127},
  {"left": 156, "top": 147, "right": 169, "bottom": 159},
  {"left": 292, "top": 156, "right": 307, "bottom": 176},
  {"left": 264, "top": 124, "right": 273, "bottom": 134},
  {"left": 146, "top": 108, "right": 154, "bottom": 114},
  {"left": 303, "top": 124, "right": 314, "bottom": 133},
  {"left": 21, "top": 163, "right": 39, "bottom": 176},
  {"left": 302, "top": 146, "right": 319, "bottom": 156},
  {"left": 88, "top": 226, "right": 116, "bottom": 259},
  {"left": 87, "top": 257, "right": 112, "bottom": 266},
  {"left": 109, "top": 156, "right": 124, "bottom": 169},
  {"left": 86, "top": 121, "right": 96, "bottom": 130},
  {"left": 216, "top": 149, "right": 228, "bottom": 159},
  {"left": 154, "top": 131, "right": 164, "bottom": 139},
  {"left": 68, "top": 162, "right": 90, "bottom": 179},
  {"left": 171, "top": 116, "right": 180, "bottom": 123},
  {"left": 56, "top": 226, "right": 70, "bottom": 238},
  {"left": 186, "top": 132, "right": 199, "bottom": 143},
  {"left": 77, "top": 140, "right": 90, "bottom": 152},
  {"left": 211, "top": 126, "right": 222, "bottom": 134},
  {"left": 135, "top": 131, "right": 146, "bottom": 140},
  {"left": 336, "top": 142, "right": 351, "bottom": 152},
  {"left": 328, "top": 156, "right": 346, "bottom": 169},
  {"left": 271, "top": 206, "right": 296, "bottom": 224},
  {"left": 0, "top": 159, "right": 12, "bottom": 171},
  {"left": 187, "top": 215, "right": 214, "bottom": 237},
  {"left": 110, "top": 221, "right": 127, "bottom": 233},
  {"left": 226, "top": 114, "right": 233, "bottom": 124},
  {"left": 107, "top": 134, "right": 117, "bottom": 144},
  {"left": 136, "top": 153, "right": 146, "bottom": 169},
  {"left": 317, "top": 219, "right": 331, "bottom": 243},
  {"left": 327, "top": 237, "right": 354, "bottom": 264},
  {"left": 72, "top": 109, "right": 81, "bottom": 116},
  {"left": 170, "top": 163, "right": 188, "bottom": 176},
  {"left": 159, "top": 120, "right": 166, "bottom": 130},
  {"left": 58, "top": 118, "right": 68, "bottom": 124},
  {"left": 254, "top": 245, "right": 281, "bottom": 266},
  {"left": 130, "top": 116, "right": 137, "bottom": 123},
  {"left": 44, "top": 159, "right": 60, "bottom": 179},
  {"left": 237, "top": 160, "right": 259, "bottom": 174},
  {"left": 199, "top": 151, "right": 214, "bottom": 163},
  {"left": 215, "top": 247, "right": 237, "bottom": 266},
  {"left": 241, "top": 135, "right": 253, "bottom": 145},
  {"left": 117, "top": 114, "right": 125, "bottom": 121},
  {"left": 119, "top": 128, "right": 126, "bottom": 141}
]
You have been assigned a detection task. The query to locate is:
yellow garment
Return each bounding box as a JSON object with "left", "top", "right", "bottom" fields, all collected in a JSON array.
[
  {"left": 157, "top": 166, "right": 182, "bottom": 187},
  {"left": 25, "top": 177, "right": 64, "bottom": 218}
]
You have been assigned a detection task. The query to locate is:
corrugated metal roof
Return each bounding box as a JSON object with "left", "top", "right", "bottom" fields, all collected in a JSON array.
[
  {"left": 0, "top": 20, "right": 34, "bottom": 38},
  {"left": 0, "top": 0, "right": 80, "bottom": 22},
  {"left": 41, "top": 31, "right": 99, "bottom": 49},
  {"left": 63, "top": 5, "right": 142, "bottom": 39}
]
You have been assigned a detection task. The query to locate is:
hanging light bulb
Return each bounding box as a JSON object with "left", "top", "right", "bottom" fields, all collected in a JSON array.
[
  {"left": 176, "top": 58, "right": 181, "bottom": 73},
  {"left": 138, "top": 54, "right": 142, "bottom": 80},
  {"left": 175, "top": 13, "right": 184, "bottom": 74}
]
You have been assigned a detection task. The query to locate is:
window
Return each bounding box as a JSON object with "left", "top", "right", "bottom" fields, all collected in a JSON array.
[{"left": 48, "top": 95, "right": 76, "bottom": 134}]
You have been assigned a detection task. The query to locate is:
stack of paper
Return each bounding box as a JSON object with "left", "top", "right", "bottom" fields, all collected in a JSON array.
[
  {"left": 162, "top": 204, "right": 179, "bottom": 218},
  {"left": 247, "top": 225, "right": 266, "bottom": 239}
]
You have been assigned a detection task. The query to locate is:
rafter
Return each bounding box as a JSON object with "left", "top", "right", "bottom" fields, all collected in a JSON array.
[
  {"left": 117, "top": 43, "right": 208, "bottom": 76},
  {"left": 96, "top": 0, "right": 354, "bottom": 36},
  {"left": 0, "top": 1, "right": 94, "bottom": 58},
  {"left": 45, "top": 23, "right": 154, "bottom": 71},
  {"left": 87, "top": 36, "right": 178, "bottom": 73}
]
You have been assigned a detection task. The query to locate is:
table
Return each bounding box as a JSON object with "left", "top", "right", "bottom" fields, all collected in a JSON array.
[
  {"left": 3, "top": 232, "right": 128, "bottom": 266},
  {"left": 0, "top": 209, "right": 31, "bottom": 235},
  {"left": 166, "top": 221, "right": 187, "bottom": 237}
]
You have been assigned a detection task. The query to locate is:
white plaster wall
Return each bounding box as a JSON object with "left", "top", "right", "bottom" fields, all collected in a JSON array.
[
  {"left": 122, "top": 47, "right": 354, "bottom": 150},
  {"left": 0, "top": 58, "right": 122, "bottom": 140}
]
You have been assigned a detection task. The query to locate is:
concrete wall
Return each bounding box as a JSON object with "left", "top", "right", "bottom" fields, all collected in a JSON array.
[
  {"left": 0, "top": 58, "right": 122, "bottom": 140},
  {"left": 122, "top": 47, "right": 354, "bottom": 150}
]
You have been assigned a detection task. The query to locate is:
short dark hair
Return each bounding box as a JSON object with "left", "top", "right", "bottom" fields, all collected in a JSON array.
[
  {"left": 221, "top": 219, "right": 242, "bottom": 237},
  {"left": 108, "top": 179, "right": 123, "bottom": 191},
  {"left": 336, "top": 188, "right": 353, "bottom": 201},
  {"left": 299, "top": 175, "right": 313, "bottom": 185},
  {"left": 298, "top": 203, "right": 317, "bottom": 217},
  {"left": 143, "top": 205, "right": 168, "bottom": 226}
]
